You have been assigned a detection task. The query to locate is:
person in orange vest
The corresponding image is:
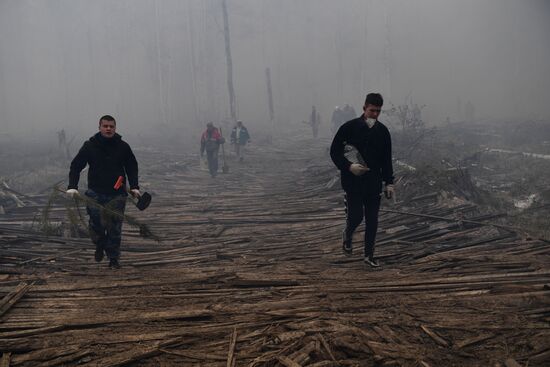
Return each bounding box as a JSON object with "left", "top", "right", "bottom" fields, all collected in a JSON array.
[{"left": 200, "top": 122, "right": 225, "bottom": 177}]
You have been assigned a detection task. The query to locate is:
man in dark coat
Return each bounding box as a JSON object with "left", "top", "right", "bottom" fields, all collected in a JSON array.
[
  {"left": 66, "top": 115, "right": 140, "bottom": 269},
  {"left": 330, "top": 93, "right": 395, "bottom": 267}
]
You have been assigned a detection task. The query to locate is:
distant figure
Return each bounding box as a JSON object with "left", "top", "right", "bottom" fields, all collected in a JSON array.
[
  {"left": 330, "top": 93, "right": 395, "bottom": 268},
  {"left": 331, "top": 106, "right": 343, "bottom": 134},
  {"left": 57, "top": 129, "right": 70, "bottom": 159},
  {"left": 341, "top": 104, "right": 357, "bottom": 122},
  {"left": 331, "top": 104, "right": 356, "bottom": 133},
  {"left": 57, "top": 129, "right": 66, "bottom": 148},
  {"left": 230, "top": 120, "right": 251, "bottom": 162},
  {"left": 411, "top": 103, "right": 424, "bottom": 128},
  {"left": 305, "top": 105, "right": 321, "bottom": 138},
  {"left": 200, "top": 122, "right": 225, "bottom": 177},
  {"left": 66, "top": 115, "right": 140, "bottom": 269}
]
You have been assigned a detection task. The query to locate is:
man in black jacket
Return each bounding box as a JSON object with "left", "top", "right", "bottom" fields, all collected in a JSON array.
[
  {"left": 330, "top": 93, "right": 395, "bottom": 267},
  {"left": 66, "top": 115, "right": 140, "bottom": 269}
]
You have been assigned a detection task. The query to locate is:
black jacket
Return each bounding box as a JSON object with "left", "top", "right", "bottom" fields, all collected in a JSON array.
[
  {"left": 68, "top": 133, "right": 139, "bottom": 195},
  {"left": 330, "top": 117, "right": 394, "bottom": 194}
]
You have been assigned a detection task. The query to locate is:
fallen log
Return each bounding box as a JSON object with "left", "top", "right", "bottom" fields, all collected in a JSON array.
[
  {"left": 420, "top": 325, "right": 449, "bottom": 347},
  {"left": 226, "top": 327, "right": 237, "bottom": 367},
  {"left": 277, "top": 355, "right": 302, "bottom": 367},
  {"left": 0, "top": 282, "right": 32, "bottom": 318},
  {"left": 0, "top": 353, "right": 10, "bottom": 367},
  {"left": 78, "top": 337, "right": 183, "bottom": 367},
  {"left": 379, "top": 208, "right": 522, "bottom": 232}
]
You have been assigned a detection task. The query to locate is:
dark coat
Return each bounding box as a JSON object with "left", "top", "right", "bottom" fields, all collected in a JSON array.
[
  {"left": 230, "top": 126, "right": 250, "bottom": 145},
  {"left": 330, "top": 117, "right": 394, "bottom": 194},
  {"left": 68, "top": 132, "right": 139, "bottom": 195}
]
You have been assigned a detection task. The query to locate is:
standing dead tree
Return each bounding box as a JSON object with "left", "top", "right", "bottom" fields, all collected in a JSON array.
[{"left": 222, "top": 0, "right": 237, "bottom": 123}]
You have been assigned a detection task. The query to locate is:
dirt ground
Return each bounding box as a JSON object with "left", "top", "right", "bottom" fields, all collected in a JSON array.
[{"left": 1, "top": 124, "right": 550, "bottom": 366}]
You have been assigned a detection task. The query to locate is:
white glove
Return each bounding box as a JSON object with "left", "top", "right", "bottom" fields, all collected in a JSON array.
[
  {"left": 66, "top": 189, "right": 79, "bottom": 198},
  {"left": 349, "top": 163, "right": 369, "bottom": 176},
  {"left": 130, "top": 189, "right": 141, "bottom": 198},
  {"left": 384, "top": 184, "right": 395, "bottom": 199}
]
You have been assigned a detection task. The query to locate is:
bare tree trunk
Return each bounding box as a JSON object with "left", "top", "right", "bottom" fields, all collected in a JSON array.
[
  {"left": 382, "top": 2, "right": 392, "bottom": 100},
  {"left": 335, "top": 6, "right": 343, "bottom": 101},
  {"left": 265, "top": 68, "right": 274, "bottom": 123},
  {"left": 265, "top": 67, "right": 275, "bottom": 142},
  {"left": 186, "top": 1, "right": 200, "bottom": 126},
  {"left": 154, "top": 0, "right": 167, "bottom": 125},
  {"left": 222, "top": 0, "right": 237, "bottom": 123}
]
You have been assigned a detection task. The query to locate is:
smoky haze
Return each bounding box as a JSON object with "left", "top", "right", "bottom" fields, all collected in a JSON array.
[{"left": 0, "top": 0, "right": 549, "bottom": 137}]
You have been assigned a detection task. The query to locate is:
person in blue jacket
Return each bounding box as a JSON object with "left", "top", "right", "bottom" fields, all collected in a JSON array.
[{"left": 230, "top": 120, "right": 251, "bottom": 162}]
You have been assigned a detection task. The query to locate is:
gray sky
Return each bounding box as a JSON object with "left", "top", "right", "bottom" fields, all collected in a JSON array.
[{"left": 0, "top": 0, "right": 549, "bottom": 134}]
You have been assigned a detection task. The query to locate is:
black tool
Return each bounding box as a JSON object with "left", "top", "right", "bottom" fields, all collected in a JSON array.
[
  {"left": 115, "top": 175, "right": 152, "bottom": 211},
  {"left": 134, "top": 192, "right": 152, "bottom": 211}
]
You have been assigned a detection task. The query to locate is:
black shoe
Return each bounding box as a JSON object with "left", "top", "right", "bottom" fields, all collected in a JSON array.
[
  {"left": 342, "top": 230, "right": 352, "bottom": 256},
  {"left": 364, "top": 256, "right": 380, "bottom": 268},
  {"left": 108, "top": 258, "right": 121, "bottom": 269},
  {"left": 94, "top": 246, "right": 104, "bottom": 262}
]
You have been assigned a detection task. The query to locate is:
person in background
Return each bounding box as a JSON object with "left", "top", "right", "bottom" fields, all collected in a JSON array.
[
  {"left": 341, "top": 104, "right": 357, "bottom": 122},
  {"left": 230, "top": 120, "right": 251, "bottom": 162},
  {"left": 308, "top": 105, "right": 321, "bottom": 138},
  {"left": 331, "top": 106, "right": 343, "bottom": 134},
  {"left": 200, "top": 122, "right": 225, "bottom": 177}
]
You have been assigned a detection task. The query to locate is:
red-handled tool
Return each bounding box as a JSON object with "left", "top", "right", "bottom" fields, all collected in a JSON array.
[
  {"left": 114, "top": 175, "right": 152, "bottom": 211},
  {"left": 114, "top": 176, "right": 124, "bottom": 190}
]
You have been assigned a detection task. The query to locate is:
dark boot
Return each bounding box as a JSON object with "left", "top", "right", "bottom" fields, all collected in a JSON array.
[
  {"left": 342, "top": 230, "right": 352, "bottom": 256},
  {"left": 94, "top": 245, "right": 104, "bottom": 262},
  {"left": 108, "top": 258, "right": 121, "bottom": 269},
  {"left": 364, "top": 256, "right": 380, "bottom": 268}
]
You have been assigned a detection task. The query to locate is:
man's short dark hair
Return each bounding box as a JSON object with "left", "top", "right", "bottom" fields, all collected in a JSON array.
[
  {"left": 99, "top": 115, "right": 116, "bottom": 125},
  {"left": 364, "top": 93, "right": 384, "bottom": 107}
]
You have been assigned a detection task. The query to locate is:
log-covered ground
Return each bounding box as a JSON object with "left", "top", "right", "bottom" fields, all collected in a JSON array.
[{"left": 1, "top": 131, "right": 550, "bottom": 366}]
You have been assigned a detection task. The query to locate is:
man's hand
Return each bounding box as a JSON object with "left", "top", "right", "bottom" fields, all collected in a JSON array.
[
  {"left": 66, "top": 189, "right": 79, "bottom": 198},
  {"left": 349, "top": 163, "right": 369, "bottom": 176},
  {"left": 130, "top": 189, "right": 141, "bottom": 198},
  {"left": 384, "top": 184, "right": 395, "bottom": 199}
]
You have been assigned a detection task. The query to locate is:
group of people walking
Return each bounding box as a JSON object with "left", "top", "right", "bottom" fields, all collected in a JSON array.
[
  {"left": 200, "top": 120, "right": 251, "bottom": 177},
  {"left": 303, "top": 103, "right": 358, "bottom": 138},
  {"left": 66, "top": 92, "right": 394, "bottom": 270}
]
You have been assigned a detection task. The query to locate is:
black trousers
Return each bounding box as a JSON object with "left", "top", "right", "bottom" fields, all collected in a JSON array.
[
  {"left": 85, "top": 190, "right": 126, "bottom": 260},
  {"left": 344, "top": 191, "right": 381, "bottom": 257},
  {"left": 206, "top": 148, "right": 219, "bottom": 177}
]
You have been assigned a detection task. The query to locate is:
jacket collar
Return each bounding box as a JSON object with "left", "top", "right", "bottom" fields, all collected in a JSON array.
[{"left": 91, "top": 132, "right": 122, "bottom": 145}]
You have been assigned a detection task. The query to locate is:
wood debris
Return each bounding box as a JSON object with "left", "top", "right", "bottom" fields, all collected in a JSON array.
[{"left": 0, "top": 137, "right": 549, "bottom": 366}]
